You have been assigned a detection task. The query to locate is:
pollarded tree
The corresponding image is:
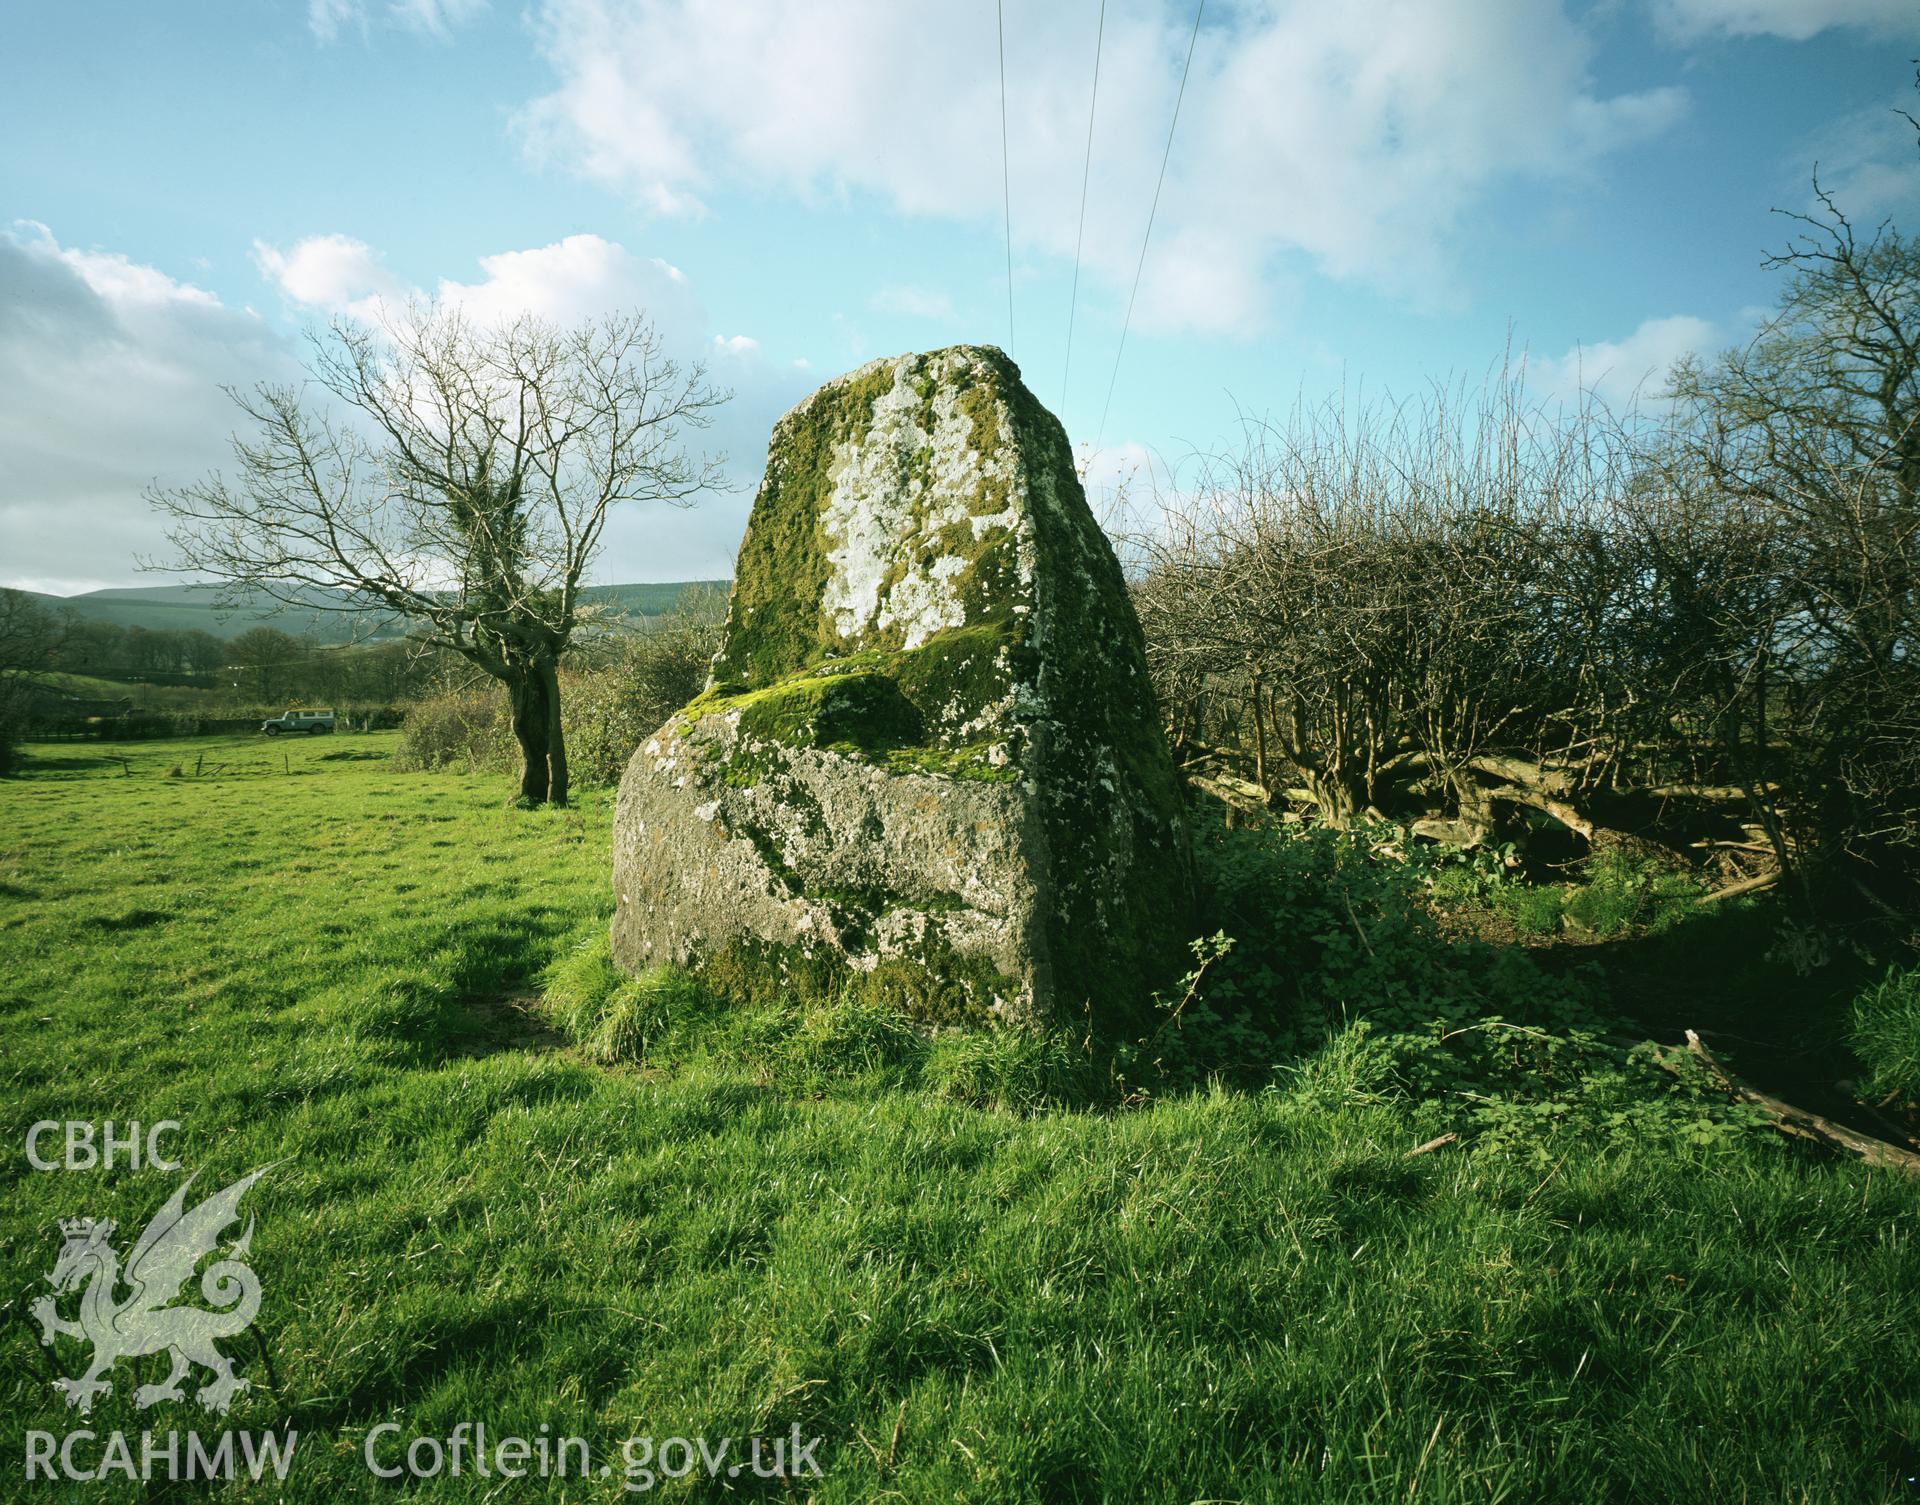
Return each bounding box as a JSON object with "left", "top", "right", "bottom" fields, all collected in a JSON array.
[{"left": 150, "top": 306, "right": 728, "bottom": 804}]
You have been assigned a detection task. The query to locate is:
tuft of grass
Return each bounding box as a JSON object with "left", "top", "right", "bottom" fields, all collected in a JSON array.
[
  {"left": 783, "top": 992, "right": 927, "bottom": 1083},
  {"left": 1564, "top": 847, "right": 1702, "bottom": 937},
  {"left": 1492, "top": 879, "right": 1567, "bottom": 936},
  {"left": 923, "top": 1023, "right": 1101, "bottom": 1112},
  {"left": 1851, "top": 965, "right": 1920, "bottom": 1105},
  {"left": 1424, "top": 841, "right": 1703, "bottom": 943},
  {"left": 543, "top": 932, "right": 716, "bottom": 1066}
]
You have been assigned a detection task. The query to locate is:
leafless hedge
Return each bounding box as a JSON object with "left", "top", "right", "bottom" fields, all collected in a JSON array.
[{"left": 1130, "top": 369, "right": 1915, "bottom": 903}]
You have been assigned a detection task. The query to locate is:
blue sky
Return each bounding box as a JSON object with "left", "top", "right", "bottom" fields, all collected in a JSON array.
[{"left": 2, "top": 0, "right": 1915, "bottom": 592}]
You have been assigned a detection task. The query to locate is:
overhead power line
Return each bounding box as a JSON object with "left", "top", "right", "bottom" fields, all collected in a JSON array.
[
  {"left": 997, "top": 0, "right": 1015, "bottom": 355},
  {"left": 1097, "top": 0, "right": 1205, "bottom": 446},
  {"left": 1060, "top": 0, "right": 1106, "bottom": 416}
]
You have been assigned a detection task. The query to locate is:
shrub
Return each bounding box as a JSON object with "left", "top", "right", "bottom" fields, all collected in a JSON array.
[
  {"left": 392, "top": 690, "right": 513, "bottom": 774},
  {"left": 394, "top": 600, "right": 722, "bottom": 789},
  {"left": 563, "top": 610, "right": 723, "bottom": 787},
  {"left": 1850, "top": 966, "right": 1920, "bottom": 1106},
  {"left": 396, "top": 672, "right": 678, "bottom": 787}
]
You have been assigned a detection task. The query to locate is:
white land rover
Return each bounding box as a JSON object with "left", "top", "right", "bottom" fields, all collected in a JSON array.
[{"left": 260, "top": 708, "right": 336, "bottom": 736}]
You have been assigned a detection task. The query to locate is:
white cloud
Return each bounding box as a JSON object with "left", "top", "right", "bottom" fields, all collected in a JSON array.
[
  {"left": 1652, "top": 0, "right": 1920, "bottom": 41},
  {"left": 1525, "top": 314, "right": 1721, "bottom": 411},
  {"left": 2, "top": 224, "right": 818, "bottom": 590},
  {"left": 516, "top": 0, "right": 1686, "bottom": 333},
  {"left": 870, "top": 285, "right": 958, "bottom": 321},
  {"left": 1795, "top": 97, "right": 1920, "bottom": 222},
  {"left": 437, "top": 235, "right": 704, "bottom": 338},
  {"left": 253, "top": 229, "right": 711, "bottom": 342},
  {"left": 6, "top": 575, "right": 126, "bottom": 597},
  {"left": 0, "top": 223, "right": 296, "bottom": 592},
  {"left": 253, "top": 233, "right": 404, "bottom": 320},
  {"left": 391, "top": 0, "right": 487, "bottom": 36},
  {"left": 307, "top": 0, "right": 363, "bottom": 43}
]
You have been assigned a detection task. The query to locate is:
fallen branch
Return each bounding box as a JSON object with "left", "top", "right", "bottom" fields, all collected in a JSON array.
[
  {"left": 1695, "top": 870, "right": 1780, "bottom": 904},
  {"left": 1851, "top": 879, "right": 1911, "bottom": 929},
  {"left": 1186, "top": 773, "right": 1269, "bottom": 813},
  {"left": 1645, "top": 782, "right": 1781, "bottom": 802},
  {"left": 1683, "top": 1030, "right": 1920, "bottom": 1177},
  {"left": 1481, "top": 782, "right": 1595, "bottom": 841},
  {"left": 1467, "top": 753, "right": 1576, "bottom": 798},
  {"left": 1405, "top": 1133, "right": 1458, "bottom": 1159},
  {"left": 1410, "top": 815, "right": 1489, "bottom": 849}
]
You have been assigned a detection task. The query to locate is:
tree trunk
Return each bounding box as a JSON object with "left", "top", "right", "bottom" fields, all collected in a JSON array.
[
  {"left": 1300, "top": 767, "right": 1363, "bottom": 827},
  {"left": 542, "top": 660, "right": 570, "bottom": 807},
  {"left": 504, "top": 664, "right": 555, "bottom": 805}
]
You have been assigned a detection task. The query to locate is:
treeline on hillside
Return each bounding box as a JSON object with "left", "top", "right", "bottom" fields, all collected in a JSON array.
[
  {"left": 59, "top": 619, "right": 228, "bottom": 680},
  {"left": 0, "top": 606, "right": 434, "bottom": 702},
  {"left": 1135, "top": 198, "right": 1916, "bottom": 911},
  {"left": 0, "top": 594, "right": 451, "bottom": 766},
  {"left": 0, "top": 580, "right": 729, "bottom": 777},
  {"left": 54, "top": 618, "right": 440, "bottom": 703}
]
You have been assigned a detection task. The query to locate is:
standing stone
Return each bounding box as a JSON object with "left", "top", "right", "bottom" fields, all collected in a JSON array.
[{"left": 612, "top": 345, "right": 1191, "bottom": 1026}]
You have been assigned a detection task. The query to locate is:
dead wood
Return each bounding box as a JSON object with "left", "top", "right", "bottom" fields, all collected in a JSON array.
[{"left": 1683, "top": 1030, "right": 1920, "bottom": 1176}]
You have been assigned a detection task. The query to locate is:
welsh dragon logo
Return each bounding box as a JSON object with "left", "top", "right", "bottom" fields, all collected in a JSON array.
[{"left": 31, "top": 1166, "right": 272, "bottom": 1415}]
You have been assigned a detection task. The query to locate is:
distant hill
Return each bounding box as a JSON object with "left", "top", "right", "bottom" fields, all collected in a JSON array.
[
  {"left": 15, "top": 581, "right": 728, "bottom": 641},
  {"left": 577, "top": 581, "right": 730, "bottom": 619}
]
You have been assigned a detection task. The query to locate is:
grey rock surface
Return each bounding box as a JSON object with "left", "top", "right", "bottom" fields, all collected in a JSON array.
[{"left": 611, "top": 345, "right": 1191, "bottom": 1025}]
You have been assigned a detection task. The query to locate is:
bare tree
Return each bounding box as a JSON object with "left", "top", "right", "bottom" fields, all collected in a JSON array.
[
  {"left": 1660, "top": 164, "right": 1920, "bottom": 892},
  {"left": 149, "top": 306, "right": 728, "bottom": 804}
]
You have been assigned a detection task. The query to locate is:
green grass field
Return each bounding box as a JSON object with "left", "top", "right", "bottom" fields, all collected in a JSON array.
[{"left": 3, "top": 734, "right": 1917, "bottom": 1502}]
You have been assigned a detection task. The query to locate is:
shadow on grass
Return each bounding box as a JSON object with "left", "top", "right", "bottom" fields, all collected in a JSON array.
[
  {"left": 1535, "top": 895, "right": 1913, "bottom": 1145},
  {"left": 447, "top": 990, "right": 571, "bottom": 1059},
  {"left": 14, "top": 751, "right": 128, "bottom": 776},
  {"left": 86, "top": 907, "right": 172, "bottom": 932}
]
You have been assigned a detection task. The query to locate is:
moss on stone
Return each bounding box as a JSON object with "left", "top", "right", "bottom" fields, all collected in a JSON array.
[
  {"left": 696, "top": 936, "right": 841, "bottom": 1016},
  {"left": 694, "top": 927, "right": 1007, "bottom": 1028},
  {"left": 731, "top": 672, "right": 922, "bottom": 753},
  {"left": 709, "top": 363, "right": 896, "bottom": 689},
  {"left": 709, "top": 349, "right": 1032, "bottom": 693},
  {"left": 875, "top": 743, "right": 1017, "bottom": 783},
  {"left": 685, "top": 619, "right": 1025, "bottom": 786}
]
